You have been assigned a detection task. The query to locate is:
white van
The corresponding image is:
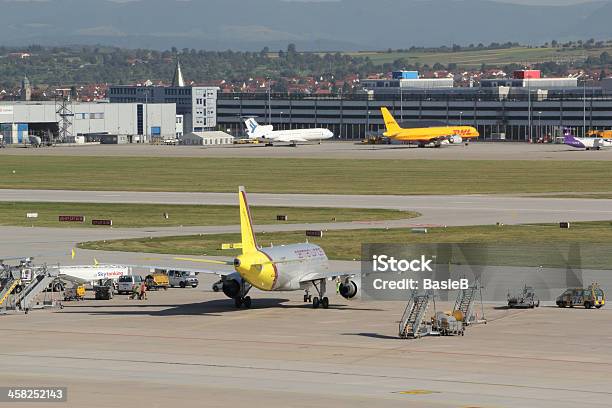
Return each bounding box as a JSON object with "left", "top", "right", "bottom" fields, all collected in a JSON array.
[
  {"left": 117, "top": 275, "right": 143, "bottom": 294},
  {"left": 167, "top": 270, "right": 199, "bottom": 288}
]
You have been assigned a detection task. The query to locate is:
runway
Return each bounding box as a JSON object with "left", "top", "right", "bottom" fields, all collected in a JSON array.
[
  {"left": 3, "top": 189, "right": 612, "bottom": 227},
  {"left": 2, "top": 141, "right": 612, "bottom": 160}
]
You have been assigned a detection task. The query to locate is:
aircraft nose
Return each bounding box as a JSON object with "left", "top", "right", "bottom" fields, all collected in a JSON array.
[{"left": 326, "top": 130, "right": 334, "bottom": 138}]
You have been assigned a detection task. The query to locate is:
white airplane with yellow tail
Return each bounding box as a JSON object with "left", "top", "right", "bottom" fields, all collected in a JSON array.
[
  {"left": 176, "top": 187, "right": 358, "bottom": 309},
  {"left": 381, "top": 107, "right": 479, "bottom": 147}
]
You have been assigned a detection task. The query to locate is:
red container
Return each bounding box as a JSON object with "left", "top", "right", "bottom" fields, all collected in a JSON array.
[{"left": 513, "top": 70, "right": 541, "bottom": 79}]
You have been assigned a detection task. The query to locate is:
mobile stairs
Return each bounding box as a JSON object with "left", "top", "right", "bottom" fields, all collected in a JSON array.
[
  {"left": 0, "top": 277, "right": 21, "bottom": 312},
  {"left": 8, "top": 266, "right": 62, "bottom": 314},
  {"left": 453, "top": 279, "right": 486, "bottom": 326},
  {"left": 399, "top": 290, "right": 436, "bottom": 339}
]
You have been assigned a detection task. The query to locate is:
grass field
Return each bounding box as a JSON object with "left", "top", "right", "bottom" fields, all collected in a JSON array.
[
  {"left": 79, "top": 221, "right": 612, "bottom": 268},
  {"left": 0, "top": 202, "right": 414, "bottom": 228},
  {"left": 342, "top": 46, "right": 606, "bottom": 68},
  {"left": 2, "top": 156, "right": 612, "bottom": 195}
]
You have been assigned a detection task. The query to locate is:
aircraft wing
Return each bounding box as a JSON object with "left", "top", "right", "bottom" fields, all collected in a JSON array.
[
  {"left": 299, "top": 271, "right": 356, "bottom": 283},
  {"left": 275, "top": 136, "right": 308, "bottom": 143}
]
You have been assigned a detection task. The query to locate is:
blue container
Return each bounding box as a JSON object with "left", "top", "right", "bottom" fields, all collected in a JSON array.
[{"left": 393, "top": 71, "right": 419, "bottom": 80}]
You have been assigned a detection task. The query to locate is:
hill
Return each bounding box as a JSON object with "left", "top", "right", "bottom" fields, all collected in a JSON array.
[{"left": 0, "top": 0, "right": 611, "bottom": 51}]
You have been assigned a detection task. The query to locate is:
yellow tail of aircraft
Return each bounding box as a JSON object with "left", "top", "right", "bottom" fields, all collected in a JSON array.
[
  {"left": 238, "top": 185, "right": 259, "bottom": 254},
  {"left": 381, "top": 107, "right": 401, "bottom": 134}
]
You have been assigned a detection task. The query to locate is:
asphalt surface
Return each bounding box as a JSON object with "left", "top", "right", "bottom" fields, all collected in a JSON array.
[
  {"left": 1, "top": 286, "right": 610, "bottom": 408},
  {"left": 2, "top": 141, "right": 612, "bottom": 407},
  {"left": 2, "top": 189, "right": 612, "bottom": 227},
  {"left": 2, "top": 141, "right": 612, "bottom": 160}
]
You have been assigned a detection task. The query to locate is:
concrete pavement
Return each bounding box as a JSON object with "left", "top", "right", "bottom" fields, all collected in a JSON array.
[{"left": 1, "top": 287, "right": 610, "bottom": 408}]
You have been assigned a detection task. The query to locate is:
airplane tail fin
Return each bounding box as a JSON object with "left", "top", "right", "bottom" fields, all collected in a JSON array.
[
  {"left": 238, "top": 186, "right": 258, "bottom": 254},
  {"left": 245, "top": 118, "right": 272, "bottom": 139},
  {"left": 381, "top": 107, "right": 401, "bottom": 135},
  {"left": 244, "top": 118, "right": 260, "bottom": 139}
]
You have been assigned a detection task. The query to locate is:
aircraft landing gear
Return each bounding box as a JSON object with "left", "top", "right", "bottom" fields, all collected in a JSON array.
[
  {"left": 310, "top": 280, "right": 329, "bottom": 309},
  {"left": 234, "top": 296, "right": 252, "bottom": 309},
  {"left": 234, "top": 281, "right": 252, "bottom": 308},
  {"left": 303, "top": 289, "right": 312, "bottom": 303}
]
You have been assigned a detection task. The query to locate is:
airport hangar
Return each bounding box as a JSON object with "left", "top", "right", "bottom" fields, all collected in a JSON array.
[
  {"left": 0, "top": 101, "right": 178, "bottom": 144},
  {"left": 1, "top": 61, "right": 222, "bottom": 145},
  {"left": 215, "top": 71, "right": 612, "bottom": 141}
]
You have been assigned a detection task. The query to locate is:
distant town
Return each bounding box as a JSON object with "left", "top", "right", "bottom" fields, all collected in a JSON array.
[{"left": 1, "top": 40, "right": 612, "bottom": 102}]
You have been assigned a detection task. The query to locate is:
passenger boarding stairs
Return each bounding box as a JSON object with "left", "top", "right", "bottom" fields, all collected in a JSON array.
[
  {"left": 453, "top": 280, "right": 486, "bottom": 326},
  {"left": 0, "top": 277, "right": 21, "bottom": 309},
  {"left": 399, "top": 290, "right": 434, "bottom": 339},
  {"left": 11, "top": 267, "right": 60, "bottom": 313}
]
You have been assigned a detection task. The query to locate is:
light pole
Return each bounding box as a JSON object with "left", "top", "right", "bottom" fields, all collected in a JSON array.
[
  {"left": 459, "top": 111, "right": 463, "bottom": 126},
  {"left": 400, "top": 88, "right": 404, "bottom": 122},
  {"left": 366, "top": 110, "right": 371, "bottom": 139},
  {"left": 267, "top": 78, "right": 272, "bottom": 125},
  {"left": 538, "top": 111, "right": 542, "bottom": 142},
  {"left": 583, "top": 78, "right": 587, "bottom": 137},
  {"left": 527, "top": 78, "right": 532, "bottom": 142},
  {"left": 280, "top": 111, "right": 283, "bottom": 130},
  {"left": 144, "top": 89, "right": 149, "bottom": 144}
]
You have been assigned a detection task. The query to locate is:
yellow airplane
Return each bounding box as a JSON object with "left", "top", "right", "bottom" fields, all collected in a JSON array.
[
  {"left": 172, "top": 187, "right": 357, "bottom": 309},
  {"left": 380, "top": 107, "right": 479, "bottom": 147}
]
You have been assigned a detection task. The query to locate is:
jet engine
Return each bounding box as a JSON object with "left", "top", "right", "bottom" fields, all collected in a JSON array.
[
  {"left": 220, "top": 273, "right": 250, "bottom": 299},
  {"left": 339, "top": 279, "right": 359, "bottom": 300},
  {"left": 449, "top": 135, "right": 463, "bottom": 144}
]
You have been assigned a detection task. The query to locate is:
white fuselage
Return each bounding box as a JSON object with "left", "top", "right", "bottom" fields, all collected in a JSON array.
[
  {"left": 257, "top": 128, "right": 334, "bottom": 142},
  {"left": 260, "top": 243, "right": 329, "bottom": 291}
]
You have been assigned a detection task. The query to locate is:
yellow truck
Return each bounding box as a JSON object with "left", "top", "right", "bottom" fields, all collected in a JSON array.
[
  {"left": 145, "top": 272, "right": 169, "bottom": 291},
  {"left": 556, "top": 283, "right": 605, "bottom": 309}
]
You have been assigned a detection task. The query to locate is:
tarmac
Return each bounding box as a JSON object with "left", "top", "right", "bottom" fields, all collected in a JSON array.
[
  {"left": 2, "top": 141, "right": 612, "bottom": 160},
  {"left": 0, "top": 284, "right": 610, "bottom": 408},
  {"left": 2, "top": 142, "right": 612, "bottom": 407}
]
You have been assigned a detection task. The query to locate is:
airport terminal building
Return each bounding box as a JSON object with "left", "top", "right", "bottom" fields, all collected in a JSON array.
[
  {"left": 3, "top": 66, "right": 612, "bottom": 144},
  {"left": 217, "top": 71, "right": 612, "bottom": 141},
  {"left": 107, "top": 61, "right": 219, "bottom": 134}
]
